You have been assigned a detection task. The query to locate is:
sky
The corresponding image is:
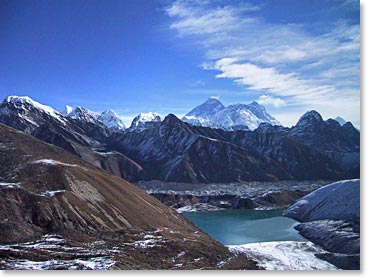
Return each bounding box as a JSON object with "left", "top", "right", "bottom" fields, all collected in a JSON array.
[{"left": 0, "top": 0, "right": 360, "bottom": 127}]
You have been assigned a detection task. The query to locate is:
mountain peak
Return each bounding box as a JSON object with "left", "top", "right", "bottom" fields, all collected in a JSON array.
[
  {"left": 182, "top": 98, "right": 225, "bottom": 127},
  {"left": 101, "top": 109, "right": 116, "bottom": 115},
  {"left": 67, "top": 106, "right": 99, "bottom": 123},
  {"left": 297, "top": 110, "right": 323, "bottom": 126},
  {"left": 2, "top": 95, "right": 66, "bottom": 123},
  {"left": 334, "top": 116, "right": 347, "bottom": 126},
  {"left": 249, "top": 101, "right": 261, "bottom": 107},
  {"left": 182, "top": 98, "right": 280, "bottom": 130},
  {"left": 163, "top": 113, "right": 181, "bottom": 125},
  {"left": 61, "top": 105, "right": 73, "bottom": 116},
  {"left": 98, "top": 109, "right": 125, "bottom": 131},
  {"left": 129, "top": 112, "right": 162, "bottom": 132},
  {"left": 203, "top": 97, "right": 224, "bottom": 107}
]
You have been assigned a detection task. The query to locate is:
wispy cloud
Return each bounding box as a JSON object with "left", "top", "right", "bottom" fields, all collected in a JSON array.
[
  {"left": 257, "top": 95, "right": 286, "bottom": 108},
  {"left": 165, "top": 0, "right": 360, "bottom": 126}
]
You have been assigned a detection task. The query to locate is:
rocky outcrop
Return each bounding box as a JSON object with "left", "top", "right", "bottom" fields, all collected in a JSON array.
[{"left": 284, "top": 179, "right": 360, "bottom": 269}]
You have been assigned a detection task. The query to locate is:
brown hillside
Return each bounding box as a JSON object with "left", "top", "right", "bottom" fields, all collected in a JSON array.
[{"left": 0, "top": 123, "right": 256, "bottom": 269}]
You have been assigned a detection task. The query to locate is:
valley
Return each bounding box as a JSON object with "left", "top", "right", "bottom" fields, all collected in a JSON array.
[
  {"left": 0, "top": 95, "right": 360, "bottom": 270},
  {"left": 136, "top": 180, "right": 330, "bottom": 211}
]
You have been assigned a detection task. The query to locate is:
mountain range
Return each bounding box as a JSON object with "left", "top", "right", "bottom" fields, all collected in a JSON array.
[
  {"left": 182, "top": 97, "right": 280, "bottom": 130},
  {"left": 0, "top": 95, "right": 360, "bottom": 183}
]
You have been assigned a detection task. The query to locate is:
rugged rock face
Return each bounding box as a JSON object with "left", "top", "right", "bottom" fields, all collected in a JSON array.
[
  {"left": 284, "top": 179, "right": 360, "bottom": 269},
  {"left": 0, "top": 96, "right": 142, "bottom": 181},
  {"left": 111, "top": 114, "right": 291, "bottom": 183},
  {"left": 0, "top": 123, "right": 256, "bottom": 270},
  {"left": 111, "top": 113, "right": 353, "bottom": 183},
  {"left": 289, "top": 111, "right": 360, "bottom": 171},
  {"left": 0, "top": 96, "right": 360, "bottom": 184}
]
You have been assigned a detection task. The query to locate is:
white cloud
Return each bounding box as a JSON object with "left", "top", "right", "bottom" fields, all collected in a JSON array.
[
  {"left": 165, "top": 1, "right": 360, "bottom": 126},
  {"left": 257, "top": 95, "right": 286, "bottom": 107},
  {"left": 213, "top": 58, "right": 340, "bottom": 105}
]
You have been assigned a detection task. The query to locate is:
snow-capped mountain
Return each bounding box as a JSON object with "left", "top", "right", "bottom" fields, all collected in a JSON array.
[
  {"left": 182, "top": 97, "right": 225, "bottom": 128},
  {"left": 334, "top": 116, "right": 347, "bottom": 126},
  {"left": 128, "top": 112, "right": 162, "bottom": 132},
  {"left": 61, "top": 105, "right": 74, "bottom": 116},
  {"left": 97, "top": 109, "right": 126, "bottom": 131},
  {"left": 0, "top": 96, "right": 67, "bottom": 133},
  {"left": 66, "top": 106, "right": 100, "bottom": 124},
  {"left": 182, "top": 98, "right": 281, "bottom": 130}
]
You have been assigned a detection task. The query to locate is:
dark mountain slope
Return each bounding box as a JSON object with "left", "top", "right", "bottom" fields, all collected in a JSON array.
[
  {"left": 0, "top": 96, "right": 142, "bottom": 181},
  {"left": 289, "top": 111, "right": 360, "bottom": 171},
  {"left": 110, "top": 114, "right": 291, "bottom": 183}
]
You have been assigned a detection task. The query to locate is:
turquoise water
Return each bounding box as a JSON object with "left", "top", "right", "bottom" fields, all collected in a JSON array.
[{"left": 183, "top": 209, "right": 306, "bottom": 245}]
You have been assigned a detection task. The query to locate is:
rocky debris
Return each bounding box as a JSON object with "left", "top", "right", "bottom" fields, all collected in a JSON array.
[
  {"left": 294, "top": 220, "right": 360, "bottom": 255},
  {"left": 137, "top": 180, "right": 329, "bottom": 211},
  {"left": 284, "top": 179, "right": 360, "bottom": 269}
]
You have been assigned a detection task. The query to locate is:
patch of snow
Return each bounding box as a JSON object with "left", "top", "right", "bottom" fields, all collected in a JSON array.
[
  {"left": 334, "top": 116, "right": 347, "bottom": 126},
  {"left": 228, "top": 241, "right": 338, "bottom": 270},
  {"left": 125, "top": 235, "right": 164, "bottom": 249},
  {"left": 8, "top": 257, "right": 115, "bottom": 270},
  {"left": 175, "top": 251, "right": 185, "bottom": 259},
  {"left": 176, "top": 203, "right": 223, "bottom": 213},
  {"left": 31, "top": 159, "right": 78, "bottom": 167},
  {"left": 39, "top": 190, "right": 66, "bottom": 197},
  {"left": 0, "top": 182, "right": 21, "bottom": 189}
]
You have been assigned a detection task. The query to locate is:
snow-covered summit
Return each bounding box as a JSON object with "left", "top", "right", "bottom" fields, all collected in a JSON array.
[
  {"left": 334, "top": 116, "right": 347, "bottom": 126},
  {"left": 66, "top": 106, "right": 100, "bottom": 124},
  {"left": 2, "top": 96, "right": 66, "bottom": 124},
  {"left": 97, "top": 109, "right": 125, "bottom": 131},
  {"left": 129, "top": 112, "right": 162, "bottom": 132},
  {"left": 61, "top": 105, "right": 74, "bottom": 116},
  {"left": 182, "top": 97, "right": 225, "bottom": 127},
  {"left": 182, "top": 98, "right": 281, "bottom": 131}
]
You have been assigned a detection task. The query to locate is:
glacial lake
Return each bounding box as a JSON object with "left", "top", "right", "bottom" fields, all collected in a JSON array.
[{"left": 183, "top": 209, "right": 306, "bottom": 245}]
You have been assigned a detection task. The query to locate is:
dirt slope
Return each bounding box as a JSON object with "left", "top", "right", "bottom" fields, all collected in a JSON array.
[{"left": 0, "top": 123, "right": 256, "bottom": 269}]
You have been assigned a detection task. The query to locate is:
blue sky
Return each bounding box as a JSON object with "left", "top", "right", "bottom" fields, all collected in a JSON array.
[{"left": 0, "top": 0, "right": 360, "bottom": 127}]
